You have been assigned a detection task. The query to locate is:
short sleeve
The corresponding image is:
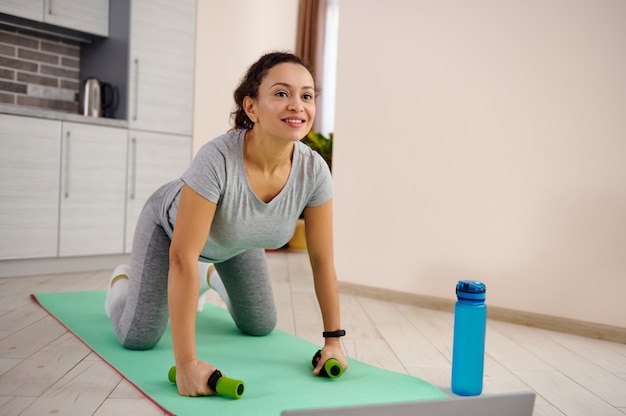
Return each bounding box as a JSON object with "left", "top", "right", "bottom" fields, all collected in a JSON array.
[
  {"left": 306, "top": 152, "right": 333, "bottom": 207},
  {"left": 180, "top": 141, "right": 225, "bottom": 203}
]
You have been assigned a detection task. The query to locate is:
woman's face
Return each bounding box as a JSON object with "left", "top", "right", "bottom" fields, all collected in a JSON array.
[{"left": 245, "top": 62, "right": 316, "bottom": 142}]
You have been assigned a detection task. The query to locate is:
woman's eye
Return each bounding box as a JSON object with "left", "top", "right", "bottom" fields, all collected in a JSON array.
[
  {"left": 276, "top": 91, "right": 288, "bottom": 97},
  {"left": 303, "top": 93, "right": 313, "bottom": 101}
]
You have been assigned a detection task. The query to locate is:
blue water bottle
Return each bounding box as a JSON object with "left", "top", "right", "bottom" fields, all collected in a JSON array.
[{"left": 451, "top": 280, "right": 487, "bottom": 396}]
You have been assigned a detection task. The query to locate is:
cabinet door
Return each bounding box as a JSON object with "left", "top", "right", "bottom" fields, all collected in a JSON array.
[
  {"left": 0, "top": 115, "right": 61, "bottom": 260},
  {"left": 58, "top": 122, "right": 126, "bottom": 256},
  {"left": 0, "top": 0, "right": 43, "bottom": 22},
  {"left": 128, "top": 0, "right": 195, "bottom": 135},
  {"left": 125, "top": 131, "right": 191, "bottom": 252},
  {"left": 43, "top": 0, "right": 109, "bottom": 36}
]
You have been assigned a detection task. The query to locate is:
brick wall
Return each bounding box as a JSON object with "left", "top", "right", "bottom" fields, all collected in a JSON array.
[{"left": 0, "top": 27, "right": 80, "bottom": 113}]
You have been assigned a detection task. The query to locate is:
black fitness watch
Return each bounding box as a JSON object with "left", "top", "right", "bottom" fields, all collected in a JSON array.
[{"left": 322, "top": 329, "right": 346, "bottom": 338}]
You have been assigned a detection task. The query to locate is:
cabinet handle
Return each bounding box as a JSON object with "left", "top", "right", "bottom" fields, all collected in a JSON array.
[
  {"left": 64, "top": 130, "right": 71, "bottom": 198},
  {"left": 48, "top": 0, "right": 53, "bottom": 15},
  {"left": 133, "top": 58, "right": 139, "bottom": 121},
  {"left": 130, "top": 137, "right": 137, "bottom": 200}
]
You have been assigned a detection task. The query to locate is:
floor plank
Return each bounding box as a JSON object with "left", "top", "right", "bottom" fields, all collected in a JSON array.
[
  {"left": 543, "top": 330, "right": 626, "bottom": 373},
  {"left": 0, "top": 332, "right": 90, "bottom": 396},
  {"left": 342, "top": 338, "right": 407, "bottom": 374},
  {"left": 0, "top": 395, "right": 36, "bottom": 416},
  {"left": 0, "top": 302, "right": 47, "bottom": 333},
  {"left": 493, "top": 321, "right": 626, "bottom": 407},
  {"left": 515, "top": 369, "right": 622, "bottom": 416},
  {"left": 20, "top": 360, "right": 120, "bottom": 416},
  {"left": 0, "top": 316, "right": 67, "bottom": 359}
]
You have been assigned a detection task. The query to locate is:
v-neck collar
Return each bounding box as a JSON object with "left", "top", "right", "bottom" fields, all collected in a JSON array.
[{"left": 238, "top": 129, "right": 298, "bottom": 206}]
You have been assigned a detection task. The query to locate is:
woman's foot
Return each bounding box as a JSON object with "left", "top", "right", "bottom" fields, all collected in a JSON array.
[{"left": 105, "top": 264, "right": 130, "bottom": 318}]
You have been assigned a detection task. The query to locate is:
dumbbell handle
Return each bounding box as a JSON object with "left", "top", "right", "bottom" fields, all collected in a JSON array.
[
  {"left": 312, "top": 349, "right": 344, "bottom": 378},
  {"left": 168, "top": 366, "right": 245, "bottom": 399}
]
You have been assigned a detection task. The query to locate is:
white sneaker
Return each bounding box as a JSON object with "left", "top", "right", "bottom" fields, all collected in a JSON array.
[
  {"left": 196, "top": 263, "right": 215, "bottom": 313},
  {"left": 105, "top": 264, "right": 130, "bottom": 318},
  {"left": 197, "top": 290, "right": 208, "bottom": 313}
]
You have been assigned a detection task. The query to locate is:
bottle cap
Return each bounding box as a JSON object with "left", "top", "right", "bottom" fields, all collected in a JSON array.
[{"left": 456, "top": 280, "right": 486, "bottom": 301}]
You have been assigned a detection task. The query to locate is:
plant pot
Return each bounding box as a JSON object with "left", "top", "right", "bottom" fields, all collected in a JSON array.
[{"left": 287, "top": 219, "right": 307, "bottom": 250}]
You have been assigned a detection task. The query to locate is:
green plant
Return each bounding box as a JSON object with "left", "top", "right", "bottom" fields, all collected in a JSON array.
[{"left": 302, "top": 131, "right": 333, "bottom": 171}]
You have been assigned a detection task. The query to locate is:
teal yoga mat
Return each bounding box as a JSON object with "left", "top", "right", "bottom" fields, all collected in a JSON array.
[{"left": 32, "top": 291, "right": 447, "bottom": 415}]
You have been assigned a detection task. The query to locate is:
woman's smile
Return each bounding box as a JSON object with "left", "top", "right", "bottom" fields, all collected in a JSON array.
[{"left": 282, "top": 117, "right": 307, "bottom": 127}]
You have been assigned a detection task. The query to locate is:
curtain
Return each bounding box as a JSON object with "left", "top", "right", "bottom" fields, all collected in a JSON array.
[
  {"left": 296, "top": 0, "right": 327, "bottom": 132},
  {"left": 296, "top": 0, "right": 322, "bottom": 70}
]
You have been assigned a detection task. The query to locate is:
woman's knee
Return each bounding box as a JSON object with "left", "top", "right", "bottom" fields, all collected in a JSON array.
[
  {"left": 120, "top": 333, "right": 162, "bottom": 350},
  {"left": 117, "top": 321, "right": 166, "bottom": 350},
  {"left": 236, "top": 311, "right": 277, "bottom": 336}
]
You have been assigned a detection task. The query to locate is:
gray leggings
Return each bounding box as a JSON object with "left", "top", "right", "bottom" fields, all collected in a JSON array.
[{"left": 109, "top": 186, "right": 277, "bottom": 350}]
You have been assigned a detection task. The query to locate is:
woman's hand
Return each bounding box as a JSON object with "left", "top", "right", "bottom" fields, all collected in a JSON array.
[
  {"left": 175, "top": 359, "right": 218, "bottom": 396},
  {"left": 169, "top": 185, "right": 218, "bottom": 397},
  {"left": 312, "top": 339, "right": 349, "bottom": 376}
]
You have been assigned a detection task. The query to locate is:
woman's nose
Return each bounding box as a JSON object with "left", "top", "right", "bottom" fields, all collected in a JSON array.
[{"left": 288, "top": 97, "right": 304, "bottom": 111}]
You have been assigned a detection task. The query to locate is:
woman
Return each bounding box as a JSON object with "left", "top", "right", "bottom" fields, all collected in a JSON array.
[{"left": 104, "top": 52, "right": 348, "bottom": 397}]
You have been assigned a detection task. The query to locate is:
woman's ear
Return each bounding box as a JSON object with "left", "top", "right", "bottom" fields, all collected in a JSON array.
[{"left": 243, "top": 96, "right": 257, "bottom": 124}]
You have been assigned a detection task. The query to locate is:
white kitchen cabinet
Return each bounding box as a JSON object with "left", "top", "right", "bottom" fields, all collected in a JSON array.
[
  {"left": 58, "top": 122, "right": 127, "bottom": 256},
  {"left": 127, "top": 0, "right": 195, "bottom": 135},
  {"left": 43, "top": 0, "right": 109, "bottom": 37},
  {"left": 0, "top": 0, "right": 42, "bottom": 22},
  {"left": 0, "top": 114, "right": 61, "bottom": 260},
  {"left": 124, "top": 130, "right": 191, "bottom": 252},
  {"left": 0, "top": 0, "right": 109, "bottom": 37}
]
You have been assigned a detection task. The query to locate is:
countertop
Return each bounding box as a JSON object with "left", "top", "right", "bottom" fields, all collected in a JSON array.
[{"left": 0, "top": 104, "right": 128, "bottom": 128}]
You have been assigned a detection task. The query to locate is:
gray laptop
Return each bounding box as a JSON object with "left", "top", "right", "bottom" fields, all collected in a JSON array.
[{"left": 281, "top": 392, "right": 536, "bottom": 416}]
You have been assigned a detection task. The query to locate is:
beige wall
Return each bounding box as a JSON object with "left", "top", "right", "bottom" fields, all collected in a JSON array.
[
  {"left": 193, "top": 0, "right": 299, "bottom": 155},
  {"left": 333, "top": 0, "right": 626, "bottom": 328}
]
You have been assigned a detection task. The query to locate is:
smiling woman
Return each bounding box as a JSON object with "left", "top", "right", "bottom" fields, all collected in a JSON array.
[{"left": 104, "top": 52, "right": 348, "bottom": 397}]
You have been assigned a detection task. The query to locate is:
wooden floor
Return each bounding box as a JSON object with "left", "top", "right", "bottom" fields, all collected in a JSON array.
[{"left": 0, "top": 250, "right": 625, "bottom": 415}]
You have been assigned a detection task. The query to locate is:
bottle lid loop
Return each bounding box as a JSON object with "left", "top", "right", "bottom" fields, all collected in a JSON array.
[{"left": 456, "top": 280, "right": 486, "bottom": 300}]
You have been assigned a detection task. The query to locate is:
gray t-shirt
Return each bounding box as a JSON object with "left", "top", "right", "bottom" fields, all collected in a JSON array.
[{"left": 164, "top": 129, "right": 332, "bottom": 263}]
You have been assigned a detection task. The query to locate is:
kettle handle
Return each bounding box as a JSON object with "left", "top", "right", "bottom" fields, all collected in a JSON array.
[{"left": 101, "top": 82, "right": 119, "bottom": 111}]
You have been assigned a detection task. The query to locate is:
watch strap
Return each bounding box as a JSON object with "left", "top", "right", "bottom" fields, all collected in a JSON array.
[{"left": 322, "top": 329, "right": 346, "bottom": 338}]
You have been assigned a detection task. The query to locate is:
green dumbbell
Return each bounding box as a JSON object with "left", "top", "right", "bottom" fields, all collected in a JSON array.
[
  {"left": 168, "top": 366, "right": 245, "bottom": 399},
  {"left": 312, "top": 349, "right": 344, "bottom": 378}
]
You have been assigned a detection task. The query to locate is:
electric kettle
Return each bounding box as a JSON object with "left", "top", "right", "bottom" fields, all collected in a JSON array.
[{"left": 79, "top": 77, "right": 119, "bottom": 118}]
